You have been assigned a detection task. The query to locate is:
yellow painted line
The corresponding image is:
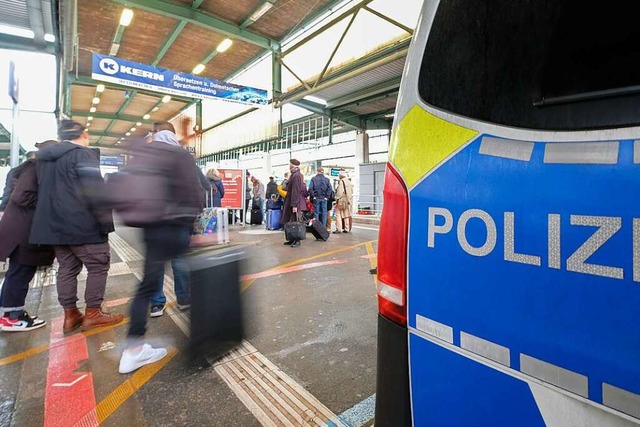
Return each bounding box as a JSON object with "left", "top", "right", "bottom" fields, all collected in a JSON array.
[
  {"left": 365, "top": 242, "right": 378, "bottom": 287},
  {"left": 241, "top": 240, "right": 377, "bottom": 292},
  {"left": 95, "top": 346, "right": 178, "bottom": 423}
]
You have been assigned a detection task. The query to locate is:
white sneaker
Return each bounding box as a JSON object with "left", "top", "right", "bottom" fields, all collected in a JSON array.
[{"left": 119, "top": 344, "right": 168, "bottom": 374}]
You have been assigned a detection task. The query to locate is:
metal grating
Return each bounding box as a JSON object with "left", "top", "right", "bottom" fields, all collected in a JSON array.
[{"left": 0, "top": 0, "right": 30, "bottom": 29}]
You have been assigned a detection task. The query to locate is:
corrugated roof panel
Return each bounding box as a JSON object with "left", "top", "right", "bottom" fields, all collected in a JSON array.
[
  {"left": 0, "top": 0, "right": 30, "bottom": 29},
  {"left": 313, "top": 57, "right": 406, "bottom": 101}
]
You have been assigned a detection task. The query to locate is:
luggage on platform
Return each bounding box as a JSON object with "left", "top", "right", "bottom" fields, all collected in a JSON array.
[
  {"left": 185, "top": 244, "right": 247, "bottom": 361},
  {"left": 250, "top": 207, "right": 263, "bottom": 225},
  {"left": 265, "top": 209, "right": 282, "bottom": 230},
  {"left": 284, "top": 221, "right": 306, "bottom": 242},
  {"left": 267, "top": 198, "right": 283, "bottom": 210},
  {"left": 193, "top": 189, "right": 229, "bottom": 244},
  {"left": 307, "top": 218, "right": 330, "bottom": 241}
]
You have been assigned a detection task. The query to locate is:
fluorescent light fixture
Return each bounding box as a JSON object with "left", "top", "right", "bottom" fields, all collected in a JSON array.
[
  {"left": 87, "top": 116, "right": 93, "bottom": 121},
  {"left": 44, "top": 33, "right": 56, "bottom": 43},
  {"left": 86, "top": 122, "right": 91, "bottom": 127},
  {"left": 125, "top": 132, "right": 131, "bottom": 136},
  {"left": 161, "top": 95, "right": 171, "bottom": 103},
  {"left": 90, "top": 107, "right": 97, "bottom": 113},
  {"left": 143, "top": 114, "right": 150, "bottom": 120},
  {"left": 152, "top": 107, "right": 159, "bottom": 112},
  {"left": 92, "top": 97, "right": 100, "bottom": 104},
  {"left": 216, "top": 38, "right": 233, "bottom": 53},
  {"left": 248, "top": 2, "right": 273, "bottom": 23},
  {"left": 109, "top": 43, "right": 120, "bottom": 56},
  {"left": 96, "top": 84, "right": 105, "bottom": 93},
  {"left": 136, "top": 122, "right": 142, "bottom": 126},
  {"left": 192, "top": 63, "right": 205, "bottom": 75},
  {"left": 303, "top": 95, "right": 327, "bottom": 105},
  {"left": 0, "top": 24, "right": 35, "bottom": 39},
  {"left": 120, "top": 9, "right": 134, "bottom": 27},
  {"left": 130, "top": 127, "right": 136, "bottom": 132}
]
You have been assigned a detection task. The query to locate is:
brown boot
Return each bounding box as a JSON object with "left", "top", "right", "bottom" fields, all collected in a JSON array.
[
  {"left": 63, "top": 308, "right": 84, "bottom": 334},
  {"left": 82, "top": 307, "right": 124, "bottom": 330}
]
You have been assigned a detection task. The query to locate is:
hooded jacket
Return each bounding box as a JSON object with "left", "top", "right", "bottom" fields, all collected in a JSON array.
[{"left": 30, "top": 141, "right": 114, "bottom": 245}]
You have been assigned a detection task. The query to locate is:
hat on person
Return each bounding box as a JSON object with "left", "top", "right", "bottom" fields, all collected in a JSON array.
[
  {"left": 290, "top": 158, "right": 300, "bottom": 166},
  {"left": 35, "top": 139, "right": 58, "bottom": 148}
]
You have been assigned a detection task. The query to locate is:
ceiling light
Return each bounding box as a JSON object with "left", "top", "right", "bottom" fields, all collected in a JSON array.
[
  {"left": 44, "top": 33, "right": 55, "bottom": 43},
  {"left": 125, "top": 132, "right": 131, "bottom": 136},
  {"left": 87, "top": 116, "right": 93, "bottom": 121},
  {"left": 92, "top": 97, "right": 100, "bottom": 104},
  {"left": 96, "top": 84, "right": 105, "bottom": 93},
  {"left": 90, "top": 107, "right": 96, "bottom": 113},
  {"left": 0, "top": 24, "right": 34, "bottom": 39},
  {"left": 192, "top": 63, "right": 205, "bottom": 75},
  {"left": 120, "top": 9, "right": 134, "bottom": 27},
  {"left": 161, "top": 95, "right": 171, "bottom": 103},
  {"left": 130, "top": 127, "right": 136, "bottom": 132},
  {"left": 86, "top": 122, "right": 91, "bottom": 127},
  {"left": 248, "top": 2, "right": 273, "bottom": 23},
  {"left": 136, "top": 122, "right": 142, "bottom": 126},
  {"left": 143, "top": 114, "right": 150, "bottom": 120},
  {"left": 152, "top": 107, "right": 159, "bottom": 112},
  {"left": 216, "top": 38, "right": 233, "bottom": 53},
  {"left": 109, "top": 43, "right": 120, "bottom": 56}
]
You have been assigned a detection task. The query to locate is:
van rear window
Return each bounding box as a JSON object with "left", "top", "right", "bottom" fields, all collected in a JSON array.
[{"left": 419, "top": 0, "right": 640, "bottom": 131}]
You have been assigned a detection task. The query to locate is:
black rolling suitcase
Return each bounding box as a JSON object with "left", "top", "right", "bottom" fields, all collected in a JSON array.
[
  {"left": 308, "top": 218, "right": 330, "bottom": 241},
  {"left": 185, "top": 244, "right": 247, "bottom": 361}
]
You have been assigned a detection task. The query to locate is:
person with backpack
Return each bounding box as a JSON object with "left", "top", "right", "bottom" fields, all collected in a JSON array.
[
  {"left": 308, "top": 167, "right": 334, "bottom": 227},
  {"left": 0, "top": 141, "right": 57, "bottom": 331},
  {"left": 205, "top": 168, "right": 225, "bottom": 207},
  {"left": 30, "top": 121, "right": 123, "bottom": 333},
  {"left": 117, "top": 121, "right": 203, "bottom": 373},
  {"left": 265, "top": 176, "right": 278, "bottom": 201}
]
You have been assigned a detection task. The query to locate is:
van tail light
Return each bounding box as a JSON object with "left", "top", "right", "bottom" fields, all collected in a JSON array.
[{"left": 377, "top": 162, "right": 409, "bottom": 326}]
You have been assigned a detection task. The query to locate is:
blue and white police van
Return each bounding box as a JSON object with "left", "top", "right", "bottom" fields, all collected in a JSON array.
[{"left": 375, "top": 1, "right": 640, "bottom": 425}]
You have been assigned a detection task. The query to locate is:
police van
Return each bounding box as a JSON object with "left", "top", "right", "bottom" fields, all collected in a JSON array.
[{"left": 375, "top": 1, "right": 640, "bottom": 425}]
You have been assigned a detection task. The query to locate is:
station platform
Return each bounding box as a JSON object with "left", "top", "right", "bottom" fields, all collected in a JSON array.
[{"left": 0, "top": 223, "right": 379, "bottom": 427}]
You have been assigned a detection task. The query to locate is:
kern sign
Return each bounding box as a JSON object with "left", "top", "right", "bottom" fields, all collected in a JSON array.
[{"left": 91, "top": 54, "right": 268, "bottom": 106}]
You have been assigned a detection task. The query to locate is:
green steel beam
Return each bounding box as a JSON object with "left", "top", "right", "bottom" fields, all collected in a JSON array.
[
  {"left": 71, "top": 111, "right": 154, "bottom": 124},
  {"left": 327, "top": 76, "right": 401, "bottom": 109},
  {"left": 240, "top": 0, "right": 277, "bottom": 28},
  {"left": 293, "top": 99, "right": 390, "bottom": 131},
  {"left": 0, "top": 34, "right": 56, "bottom": 54},
  {"left": 191, "top": 0, "right": 205, "bottom": 9},
  {"left": 88, "top": 131, "right": 123, "bottom": 139},
  {"left": 109, "top": 0, "right": 276, "bottom": 49},
  {"left": 97, "top": 92, "right": 138, "bottom": 145},
  {"left": 152, "top": 21, "right": 187, "bottom": 66}
]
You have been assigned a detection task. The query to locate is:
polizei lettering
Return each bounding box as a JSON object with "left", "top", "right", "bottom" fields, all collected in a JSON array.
[{"left": 427, "top": 207, "right": 635, "bottom": 281}]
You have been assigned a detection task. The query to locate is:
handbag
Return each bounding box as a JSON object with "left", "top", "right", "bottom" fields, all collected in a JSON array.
[
  {"left": 284, "top": 221, "right": 306, "bottom": 241},
  {"left": 337, "top": 180, "right": 349, "bottom": 210}
]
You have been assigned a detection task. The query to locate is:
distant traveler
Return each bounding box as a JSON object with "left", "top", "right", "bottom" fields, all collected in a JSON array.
[
  {"left": 0, "top": 141, "right": 57, "bottom": 331},
  {"left": 265, "top": 176, "right": 278, "bottom": 200},
  {"left": 334, "top": 170, "right": 354, "bottom": 234},
  {"left": 308, "top": 167, "right": 334, "bottom": 227},
  {"left": 243, "top": 170, "right": 252, "bottom": 224},
  {"left": 31, "top": 120, "right": 124, "bottom": 333},
  {"left": 0, "top": 151, "right": 36, "bottom": 216},
  {"left": 282, "top": 159, "right": 308, "bottom": 248},
  {"left": 118, "top": 121, "right": 202, "bottom": 373},
  {"left": 205, "top": 168, "right": 225, "bottom": 208},
  {"left": 251, "top": 176, "right": 265, "bottom": 209}
]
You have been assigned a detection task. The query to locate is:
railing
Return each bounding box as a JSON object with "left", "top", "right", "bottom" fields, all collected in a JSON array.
[{"left": 353, "top": 194, "right": 383, "bottom": 218}]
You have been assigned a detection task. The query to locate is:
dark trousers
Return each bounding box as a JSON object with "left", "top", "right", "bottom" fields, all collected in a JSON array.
[
  {"left": 0, "top": 250, "right": 37, "bottom": 312},
  {"left": 128, "top": 223, "right": 190, "bottom": 338},
  {"left": 54, "top": 242, "right": 111, "bottom": 309}
]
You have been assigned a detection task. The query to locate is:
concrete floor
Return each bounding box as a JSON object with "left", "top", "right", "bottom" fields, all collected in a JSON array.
[{"left": 0, "top": 223, "right": 379, "bottom": 427}]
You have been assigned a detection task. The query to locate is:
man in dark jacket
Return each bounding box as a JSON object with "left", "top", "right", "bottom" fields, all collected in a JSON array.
[
  {"left": 119, "top": 121, "right": 203, "bottom": 374},
  {"left": 31, "top": 120, "right": 123, "bottom": 334},
  {"left": 281, "top": 159, "right": 308, "bottom": 248},
  {"left": 308, "top": 167, "right": 334, "bottom": 227},
  {"left": 265, "top": 176, "right": 278, "bottom": 201},
  {"left": 0, "top": 142, "right": 56, "bottom": 331}
]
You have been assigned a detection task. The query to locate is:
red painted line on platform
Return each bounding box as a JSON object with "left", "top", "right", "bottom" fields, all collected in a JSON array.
[
  {"left": 242, "top": 259, "right": 348, "bottom": 281},
  {"left": 104, "top": 297, "right": 131, "bottom": 308},
  {"left": 44, "top": 317, "right": 98, "bottom": 427}
]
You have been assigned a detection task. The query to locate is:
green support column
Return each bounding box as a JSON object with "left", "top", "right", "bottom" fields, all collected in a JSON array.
[
  {"left": 272, "top": 44, "right": 282, "bottom": 150},
  {"left": 196, "top": 100, "right": 203, "bottom": 156}
]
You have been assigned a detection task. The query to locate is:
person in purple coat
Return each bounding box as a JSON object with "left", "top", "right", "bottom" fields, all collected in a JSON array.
[{"left": 281, "top": 159, "right": 308, "bottom": 248}]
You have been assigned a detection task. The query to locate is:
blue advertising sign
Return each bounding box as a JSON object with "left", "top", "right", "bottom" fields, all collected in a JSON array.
[
  {"left": 91, "top": 54, "right": 268, "bottom": 106},
  {"left": 100, "top": 155, "right": 125, "bottom": 166}
]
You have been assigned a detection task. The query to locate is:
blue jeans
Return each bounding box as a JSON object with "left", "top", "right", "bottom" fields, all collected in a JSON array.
[
  {"left": 313, "top": 199, "right": 328, "bottom": 227},
  {"left": 150, "top": 257, "right": 190, "bottom": 306}
]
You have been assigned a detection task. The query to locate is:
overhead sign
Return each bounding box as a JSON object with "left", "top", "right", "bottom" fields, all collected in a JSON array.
[
  {"left": 100, "top": 155, "right": 125, "bottom": 166},
  {"left": 330, "top": 168, "right": 341, "bottom": 177},
  {"left": 91, "top": 54, "right": 268, "bottom": 106},
  {"left": 218, "top": 168, "right": 246, "bottom": 210}
]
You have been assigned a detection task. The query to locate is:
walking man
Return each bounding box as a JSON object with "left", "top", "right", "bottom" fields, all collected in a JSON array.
[
  {"left": 118, "top": 121, "right": 203, "bottom": 373},
  {"left": 308, "top": 167, "right": 334, "bottom": 227},
  {"left": 281, "top": 159, "right": 308, "bottom": 248},
  {"left": 333, "top": 170, "right": 354, "bottom": 233},
  {"left": 31, "top": 120, "right": 123, "bottom": 333}
]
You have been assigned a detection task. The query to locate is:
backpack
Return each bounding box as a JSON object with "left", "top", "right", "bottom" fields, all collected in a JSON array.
[{"left": 105, "top": 164, "right": 171, "bottom": 227}]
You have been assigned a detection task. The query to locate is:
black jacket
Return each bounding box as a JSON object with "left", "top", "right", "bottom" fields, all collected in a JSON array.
[
  {"left": 0, "top": 167, "right": 17, "bottom": 211},
  {"left": 30, "top": 141, "right": 114, "bottom": 245}
]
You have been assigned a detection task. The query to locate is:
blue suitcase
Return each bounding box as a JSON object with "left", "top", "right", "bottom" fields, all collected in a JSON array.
[{"left": 266, "top": 209, "right": 282, "bottom": 230}]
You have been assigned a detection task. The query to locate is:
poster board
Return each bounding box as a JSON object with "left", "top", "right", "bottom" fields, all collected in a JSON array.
[{"left": 218, "top": 168, "right": 246, "bottom": 210}]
